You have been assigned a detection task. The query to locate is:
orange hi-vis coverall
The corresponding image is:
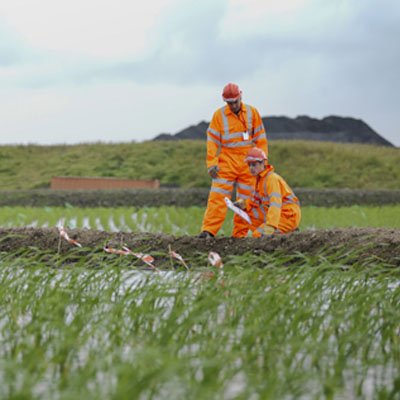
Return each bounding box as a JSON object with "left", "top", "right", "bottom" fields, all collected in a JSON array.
[
  {"left": 245, "top": 164, "right": 301, "bottom": 237},
  {"left": 201, "top": 103, "right": 268, "bottom": 237}
]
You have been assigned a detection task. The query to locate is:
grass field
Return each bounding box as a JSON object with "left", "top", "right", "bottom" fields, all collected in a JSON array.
[
  {"left": 0, "top": 140, "right": 398, "bottom": 190},
  {"left": 0, "top": 205, "right": 399, "bottom": 234},
  {"left": 0, "top": 253, "right": 398, "bottom": 399}
]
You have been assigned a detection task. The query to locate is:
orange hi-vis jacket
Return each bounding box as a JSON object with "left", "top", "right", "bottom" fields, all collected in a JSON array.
[
  {"left": 206, "top": 103, "right": 268, "bottom": 170},
  {"left": 201, "top": 103, "right": 268, "bottom": 237},
  {"left": 245, "top": 164, "right": 301, "bottom": 237}
]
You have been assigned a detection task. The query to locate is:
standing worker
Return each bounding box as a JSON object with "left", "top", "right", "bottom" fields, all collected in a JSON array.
[
  {"left": 199, "top": 83, "right": 268, "bottom": 238},
  {"left": 235, "top": 147, "right": 301, "bottom": 237}
]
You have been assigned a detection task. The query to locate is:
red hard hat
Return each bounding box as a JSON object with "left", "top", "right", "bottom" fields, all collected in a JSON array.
[
  {"left": 222, "top": 83, "right": 242, "bottom": 102},
  {"left": 245, "top": 148, "right": 267, "bottom": 163}
]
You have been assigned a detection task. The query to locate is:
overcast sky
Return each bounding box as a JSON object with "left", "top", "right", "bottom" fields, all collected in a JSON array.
[{"left": 0, "top": 0, "right": 399, "bottom": 146}]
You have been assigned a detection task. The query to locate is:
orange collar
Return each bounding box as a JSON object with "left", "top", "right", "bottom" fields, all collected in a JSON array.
[
  {"left": 224, "top": 102, "right": 246, "bottom": 117},
  {"left": 258, "top": 164, "right": 274, "bottom": 179}
]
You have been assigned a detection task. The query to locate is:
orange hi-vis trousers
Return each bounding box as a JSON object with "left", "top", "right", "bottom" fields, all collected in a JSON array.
[{"left": 201, "top": 149, "right": 255, "bottom": 237}]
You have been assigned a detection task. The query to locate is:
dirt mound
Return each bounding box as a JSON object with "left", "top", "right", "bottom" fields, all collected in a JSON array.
[
  {"left": 153, "top": 116, "right": 394, "bottom": 146},
  {"left": 0, "top": 227, "right": 399, "bottom": 267}
]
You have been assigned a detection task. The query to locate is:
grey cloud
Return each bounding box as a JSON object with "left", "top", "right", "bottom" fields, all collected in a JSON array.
[
  {"left": 88, "top": 0, "right": 399, "bottom": 92},
  {"left": 93, "top": 0, "right": 231, "bottom": 84},
  {"left": 0, "top": 25, "right": 25, "bottom": 66},
  {"left": 8, "top": 0, "right": 400, "bottom": 101}
]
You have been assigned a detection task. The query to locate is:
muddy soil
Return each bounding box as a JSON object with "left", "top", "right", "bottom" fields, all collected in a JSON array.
[{"left": 0, "top": 227, "right": 399, "bottom": 267}]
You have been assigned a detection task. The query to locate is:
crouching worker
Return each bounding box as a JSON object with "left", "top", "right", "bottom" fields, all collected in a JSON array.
[{"left": 235, "top": 148, "right": 301, "bottom": 237}]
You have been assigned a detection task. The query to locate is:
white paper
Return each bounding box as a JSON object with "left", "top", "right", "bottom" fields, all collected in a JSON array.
[{"left": 224, "top": 197, "right": 251, "bottom": 224}]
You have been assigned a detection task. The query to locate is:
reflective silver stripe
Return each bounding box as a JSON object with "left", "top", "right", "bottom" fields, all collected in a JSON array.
[
  {"left": 269, "top": 202, "right": 282, "bottom": 208},
  {"left": 237, "top": 193, "right": 251, "bottom": 200},
  {"left": 282, "top": 193, "right": 299, "bottom": 205},
  {"left": 222, "top": 131, "right": 252, "bottom": 141},
  {"left": 237, "top": 182, "right": 254, "bottom": 191},
  {"left": 269, "top": 192, "right": 281, "bottom": 199},
  {"left": 253, "top": 124, "right": 264, "bottom": 134},
  {"left": 224, "top": 132, "right": 244, "bottom": 140},
  {"left": 207, "top": 136, "right": 220, "bottom": 145},
  {"left": 250, "top": 205, "right": 267, "bottom": 221},
  {"left": 222, "top": 141, "right": 253, "bottom": 148},
  {"left": 221, "top": 107, "right": 230, "bottom": 136},
  {"left": 245, "top": 105, "right": 253, "bottom": 134},
  {"left": 211, "top": 186, "right": 232, "bottom": 196},
  {"left": 208, "top": 127, "right": 220, "bottom": 137},
  {"left": 292, "top": 193, "right": 300, "bottom": 205},
  {"left": 213, "top": 178, "right": 235, "bottom": 186},
  {"left": 283, "top": 199, "right": 299, "bottom": 205},
  {"left": 253, "top": 132, "right": 267, "bottom": 141}
]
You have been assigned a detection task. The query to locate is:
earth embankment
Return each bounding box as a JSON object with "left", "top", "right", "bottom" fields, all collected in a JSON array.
[{"left": 1, "top": 227, "right": 399, "bottom": 267}]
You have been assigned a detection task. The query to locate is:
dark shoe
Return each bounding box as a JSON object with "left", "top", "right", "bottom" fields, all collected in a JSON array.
[{"left": 198, "top": 231, "right": 214, "bottom": 239}]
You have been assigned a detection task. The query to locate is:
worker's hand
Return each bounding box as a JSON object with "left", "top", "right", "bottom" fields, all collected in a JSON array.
[
  {"left": 262, "top": 225, "right": 275, "bottom": 236},
  {"left": 208, "top": 165, "right": 219, "bottom": 179},
  {"left": 233, "top": 198, "right": 246, "bottom": 210}
]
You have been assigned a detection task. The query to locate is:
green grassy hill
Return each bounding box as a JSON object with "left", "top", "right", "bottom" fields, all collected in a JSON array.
[{"left": 0, "top": 140, "right": 398, "bottom": 190}]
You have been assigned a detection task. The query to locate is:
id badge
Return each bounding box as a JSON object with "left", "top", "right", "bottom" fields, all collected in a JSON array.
[{"left": 242, "top": 131, "right": 249, "bottom": 140}]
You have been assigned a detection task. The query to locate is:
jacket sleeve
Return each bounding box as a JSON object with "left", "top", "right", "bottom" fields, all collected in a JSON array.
[
  {"left": 252, "top": 107, "right": 268, "bottom": 157},
  {"left": 263, "top": 174, "right": 282, "bottom": 229},
  {"left": 206, "top": 110, "right": 222, "bottom": 169},
  {"left": 253, "top": 174, "right": 282, "bottom": 237}
]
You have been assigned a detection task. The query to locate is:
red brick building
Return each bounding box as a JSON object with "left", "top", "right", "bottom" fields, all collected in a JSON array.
[{"left": 51, "top": 176, "right": 160, "bottom": 190}]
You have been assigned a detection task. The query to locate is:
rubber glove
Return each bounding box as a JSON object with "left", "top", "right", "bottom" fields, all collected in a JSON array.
[
  {"left": 208, "top": 165, "right": 219, "bottom": 179},
  {"left": 233, "top": 198, "right": 246, "bottom": 210},
  {"left": 262, "top": 225, "right": 275, "bottom": 236}
]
